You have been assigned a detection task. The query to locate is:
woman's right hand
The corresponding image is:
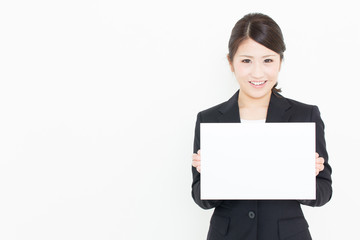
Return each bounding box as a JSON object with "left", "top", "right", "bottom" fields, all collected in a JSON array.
[{"left": 192, "top": 150, "right": 201, "bottom": 173}]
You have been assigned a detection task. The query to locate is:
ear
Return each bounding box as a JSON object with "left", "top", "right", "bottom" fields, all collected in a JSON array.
[{"left": 227, "top": 54, "right": 234, "bottom": 72}]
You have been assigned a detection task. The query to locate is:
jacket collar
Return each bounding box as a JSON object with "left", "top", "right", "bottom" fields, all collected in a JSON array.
[{"left": 218, "top": 90, "right": 292, "bottom": 123}]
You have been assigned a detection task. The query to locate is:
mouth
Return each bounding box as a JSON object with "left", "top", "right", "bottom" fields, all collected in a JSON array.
[{"left": 249, "top": 80, "right": 267, "bottom": 87}]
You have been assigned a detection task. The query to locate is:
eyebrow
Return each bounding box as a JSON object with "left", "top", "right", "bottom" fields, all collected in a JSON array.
[{"left": 238, "top": 55, "right": 277, "bottom": 58}]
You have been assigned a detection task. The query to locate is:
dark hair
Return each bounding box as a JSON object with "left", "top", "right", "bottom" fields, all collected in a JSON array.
[{"left": 228, "top": 13, "right": 286, "bottom": 93}]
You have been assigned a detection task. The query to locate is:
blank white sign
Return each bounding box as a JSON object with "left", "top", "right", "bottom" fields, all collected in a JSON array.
[{"left": 200, "top": 123, "right": 315, "bottom": 200}]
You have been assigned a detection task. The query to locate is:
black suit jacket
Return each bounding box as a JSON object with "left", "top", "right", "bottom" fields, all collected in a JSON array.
[{"left": 191, "top": 90, "right": 332, "bottom": 240}]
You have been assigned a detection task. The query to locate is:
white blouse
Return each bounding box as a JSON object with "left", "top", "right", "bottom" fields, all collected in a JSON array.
[{"left": 240, "top": 119, "right": 266, "bottom": 123}]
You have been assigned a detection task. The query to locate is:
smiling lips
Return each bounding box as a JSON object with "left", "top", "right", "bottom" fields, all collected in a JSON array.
[{"left": 249, "top": 80, "right": 267, "bottom": 88}]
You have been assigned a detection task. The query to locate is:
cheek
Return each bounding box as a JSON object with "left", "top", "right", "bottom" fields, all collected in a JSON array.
[
  {"left": 234, "top": 65, "right": 250, "bottom": 78},
  {"left": 265, "top": 67, "right": 280, "bottom": 79}
]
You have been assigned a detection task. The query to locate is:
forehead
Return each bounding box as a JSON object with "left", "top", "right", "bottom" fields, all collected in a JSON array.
[{"left": 236, "top": 38, "right": 278, "bottom": 57}]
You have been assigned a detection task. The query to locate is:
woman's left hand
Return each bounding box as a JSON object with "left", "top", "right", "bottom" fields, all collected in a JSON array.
[{"left": 316, "top": 152, "right": 325, "bottom": 176}]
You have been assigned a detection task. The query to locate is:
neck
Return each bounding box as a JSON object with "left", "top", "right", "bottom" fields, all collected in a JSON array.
[{"left": 238, "top": 90, "right": 272, "bottom": 108}]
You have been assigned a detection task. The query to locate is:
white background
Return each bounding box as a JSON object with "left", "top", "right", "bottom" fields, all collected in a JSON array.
[{"left": 0, "top": 0, "right": 359, "bottom": 239}]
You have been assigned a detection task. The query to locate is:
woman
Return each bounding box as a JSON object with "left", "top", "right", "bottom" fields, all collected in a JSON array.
[{"left": 191, "top": 13, "right": 332, "bottom": 240}]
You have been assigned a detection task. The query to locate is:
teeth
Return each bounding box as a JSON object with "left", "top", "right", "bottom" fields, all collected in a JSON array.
[{"left": 250, "top": 81, "right": 265, "bottom": 86}]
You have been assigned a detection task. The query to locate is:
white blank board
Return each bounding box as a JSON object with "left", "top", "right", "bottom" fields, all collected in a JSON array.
[{"left": 200, "top": 123, "right": 316, "bottom": 200}]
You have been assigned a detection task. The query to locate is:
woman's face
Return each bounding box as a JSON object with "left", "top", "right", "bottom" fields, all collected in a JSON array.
[{"left": 229, "top": 38, "right": 281, "bottom": 101}]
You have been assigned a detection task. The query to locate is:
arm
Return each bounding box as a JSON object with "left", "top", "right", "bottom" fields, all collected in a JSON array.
[
  {"left": 191, "top": 112, "right": 223, "bottom": 209},
  {"left": 299, "top": 106, "right": 333, "bottom": 207}
]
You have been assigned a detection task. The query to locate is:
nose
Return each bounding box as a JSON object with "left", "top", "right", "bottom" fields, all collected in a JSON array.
[{"left": 251, "top": 62, "right": 264, "bottom": 79}]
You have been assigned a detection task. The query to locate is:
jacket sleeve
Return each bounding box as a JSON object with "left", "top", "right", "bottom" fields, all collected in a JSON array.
[
  {"left": 299, "top": 106, "right": 333, "bottom": 207},
  {"left": 191, "top": 112, "right": 223, "bottom": 209}
]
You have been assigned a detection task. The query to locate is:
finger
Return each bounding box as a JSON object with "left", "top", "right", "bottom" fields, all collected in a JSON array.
[
  {"left": 192, "top": 159, "right": 200, "bottom": 167},
  {"left": 197, "top": 149, "right": 201, "bottom": 155},
  {"left": 320, "top": 165, "right": 325, "bottom": 171},
  {"left": 316, "top": 157, "right": 325, "bottom": 164},
  {"left": 192, "top": 161, "right": 199, "bottom": 168},
  {"left": 315, "top": 152, "right": 319, "bottom": 158},
  {"left": 316, "top": 168, "right": 320, "bottom": 176},
  {"left": 316, "top": 163, "right": 325, "bottom": 171},
  {"left": 192, "top": 153, "right": 201, "bottom": 161},
  {"left": 196, "top": 165, "right": 201, "bottom": 173}
]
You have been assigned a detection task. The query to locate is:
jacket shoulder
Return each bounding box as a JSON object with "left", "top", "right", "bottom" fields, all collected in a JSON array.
[
  {"left": 284, "top": 96, "right": 315, "bottom": 109},
  {"left": 281, "top": 95, "right": 318, "bottom": 120},
  {"left": 198, "top": 101, "right": 227, "bottom": 122}
]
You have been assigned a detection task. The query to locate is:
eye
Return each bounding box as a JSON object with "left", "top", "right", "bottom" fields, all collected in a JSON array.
[
  {"left": 242, "top": 59, "right": 251, "bottom": 63},
  {"left": 264, "top": 59, "right": 273, "bottom": 63}
]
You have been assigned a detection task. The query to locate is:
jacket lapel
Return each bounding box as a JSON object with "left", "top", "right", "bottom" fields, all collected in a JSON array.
[
  {"left": 218, "top": 90, "right": 241, "bottom": 123},
  {"left": 266, "top": 92, "right": 292, "bottom": 123},
  {"left": 217, "top": 90, "right": 292, "bottom": 123}
]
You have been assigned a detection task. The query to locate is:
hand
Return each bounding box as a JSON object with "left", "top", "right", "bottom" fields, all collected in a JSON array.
[
  {"left": 192, "top": 150, "right": 201, "bottom": 173},
  {"left": 315, "top": 152, "right": 325, "bottom": 176}
]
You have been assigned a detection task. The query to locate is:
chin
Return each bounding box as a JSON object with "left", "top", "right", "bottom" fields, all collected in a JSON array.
[{"left": 246, "top": 88, "right": 273, "bottom": 99}]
